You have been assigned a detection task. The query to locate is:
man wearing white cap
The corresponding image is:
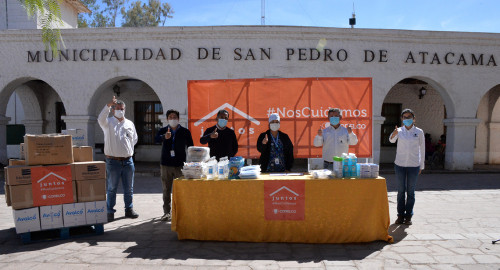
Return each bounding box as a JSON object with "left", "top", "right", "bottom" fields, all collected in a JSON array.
[
  {"left": 256, "top": 113, "right": 294, "bottom": 172},
  {"left": 314, "top": 108, "right": 358, "bottom": 170}
]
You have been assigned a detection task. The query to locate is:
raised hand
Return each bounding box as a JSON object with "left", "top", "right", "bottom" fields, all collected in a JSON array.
[
  {"left": 318, "top": 127, "right": 323, "bottom": 136},
  {"left": 393, "top": 125, "right": 399, "bottom": 135},
  {"left": 210, "top": 128, "right": 219, "bottom": 139},
  {"left": 262, "top": 134, "right": 269, "bottom": 144},
  {"left": 347, "top": 126, "right": 352, "bottom": 133},
  {"left": 107, "top": 95, "right": 117, "bottom": 107},
  {"left": 165, "top": 127, "right": 172, "bottom": 140}
]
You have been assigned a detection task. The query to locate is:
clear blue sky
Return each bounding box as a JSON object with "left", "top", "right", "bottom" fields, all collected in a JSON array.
[{"left": 110, "top": 0, "right": 500, "bottom": 33}]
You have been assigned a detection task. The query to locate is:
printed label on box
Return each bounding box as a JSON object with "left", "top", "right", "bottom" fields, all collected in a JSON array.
[
  {"left": 31, "top": 165, "right": 74, "bottom": 206},
  {"left": 63, "top": 203, "right": 86, "bottom": 227},
  {"left": 85, "top": 201, "right": 107, "bottom": 224},
  {"left": 40, "top": 205, "right": 63, "bottom": 230},
  {"left": 13, "top": 207, "right": 41, "bottom": 234}
]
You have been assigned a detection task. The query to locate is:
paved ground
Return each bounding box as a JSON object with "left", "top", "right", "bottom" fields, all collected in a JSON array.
[{"left": 1, "top": 170, "right": 500, "bottom": 269}]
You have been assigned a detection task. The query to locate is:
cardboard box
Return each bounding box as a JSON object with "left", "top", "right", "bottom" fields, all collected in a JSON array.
[
  {"left": 31, "top": 165, "right": 75, "bottom": 206},
  {"left": 13, "top": 207, "right": 41, "bottom": 234},
  {"left": 10, "top": 183, "right": 77, "bottom": 210},
  {"left": 6, "top": 165, "right": 35, "bottom": 185},
  {"left": 76, "top": 179, "right": 106, "bottom": 202},
  {"left": 72, "top": 161, "right": 106, "bottom": 181},
  {"left": 85, "top": 201, "right": 107, "bottom": 224},
  {"left": 73, "top": 146, "right": 93, "bottom": 162},
  {"left": 9, "top": 159, "right": 26, "bottom": 166},
  {"left": 20, "top": 143, "right": 25, "bottom": 160},
  {"left": 5, "top": 183, "right": 11, "bottom": 207},
  {"left": 62, "top": 129, "right": 87, "bottom": 147},
  {"left": 63, "top": 203, "right": 86, "bottom": 227},
  {"left": 40, "top": 205, "right": 63, "bottom": 230},
  {"left": 24, "top": 134, "right": 73, "bottom": 166}
]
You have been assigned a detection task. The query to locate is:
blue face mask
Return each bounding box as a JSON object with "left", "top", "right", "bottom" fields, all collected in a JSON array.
[
  {"left": 403, "top": 119, "right": 413, "bottom": 127},
  {"left": 329, "top": 116, "right": 340, "bottom": 126},
  {"left": 217, "top": 118, "right": 228, "bottom": 128}
]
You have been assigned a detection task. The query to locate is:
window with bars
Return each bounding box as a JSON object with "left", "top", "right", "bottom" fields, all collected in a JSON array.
[
  {"left": 134, "top": 101, "right": 163, "bottom": 145},
  {"left": 381, "top": 103, "right": 402, "bottom": 147}
]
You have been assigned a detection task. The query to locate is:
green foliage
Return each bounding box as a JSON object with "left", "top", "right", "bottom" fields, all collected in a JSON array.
[
  {"left": 21, "top": 0, "right": 64, "bottom": 56},
  {"left": 121, "top": 0, "right": 173, "bottom": 27}
]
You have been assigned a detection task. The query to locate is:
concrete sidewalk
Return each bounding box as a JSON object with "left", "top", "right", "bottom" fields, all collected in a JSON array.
[{"left": 1, "top": 173, "right": 500, "bottom": 269}]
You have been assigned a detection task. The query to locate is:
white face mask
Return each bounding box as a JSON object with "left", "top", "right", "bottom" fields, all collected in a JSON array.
[
  {"left": 114, "top": 110, "right": 124, "bottom": 119},
  {"left": 270, "top": 123, "right": 280, "bottom": 131},
  {"left": 168, "top": 119, "right": 179, "bottom": 127}
]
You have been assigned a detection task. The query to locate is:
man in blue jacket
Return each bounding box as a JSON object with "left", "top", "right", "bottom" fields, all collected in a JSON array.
[{"left": 155, "top": 109, "right": 194, "bottom": 221}]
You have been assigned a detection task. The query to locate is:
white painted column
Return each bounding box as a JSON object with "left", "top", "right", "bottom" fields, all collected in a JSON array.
[
  {"left": 0, "top": 115, "right": 12, "bottom": 165},
  {"left": 443, "top": 118, "right": 481, "bottom": 170},
  {"left": 61, "top": 115, "right": 97, "bottom": 148},
  {"left": 372, "top": 115, "right": 385, "bottom": 164},
  {"left": 22, "top": 119, "right": 44, "bottom": 134},
  {"left": 488, "top": 122, "right": 500, "bottom": 164}
]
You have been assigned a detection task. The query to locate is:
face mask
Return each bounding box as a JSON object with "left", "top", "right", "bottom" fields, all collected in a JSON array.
[
  {"left": 329, "top": 116, "right": 340, "bottom": 126},
  {"left": 270, "top": 123, "right": 280, "bottom": 131},
  {"left": 403, "top": 119, "right": 413, "bottom": 127},
  {"left": 217, "top": 118, "right": 228, "bottom": 128},
  {"left": 168, "top": 119, "right": 179, "bottom": 127},
  {"left": 114, "top": 110, "right": 124, "bottom": 119}
]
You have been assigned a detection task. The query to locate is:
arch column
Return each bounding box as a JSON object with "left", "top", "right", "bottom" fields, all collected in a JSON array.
[
  {"left": 488, "top": 122, "right": 500, "bottom": 164},
  {"left": 61, "top": 115, "right": 97, "bottom": 148},
  {"left": 443, "top": 118, "right": 481, "bottom": 170},
  {"left": 372, "top": 115, "right": 385, "bottom": 164},
  {"left": 0, "top": 115, "right": 12, "bottom": 165},
  {"left": 22, "top": 119, "right": 44, "bottom": 134}
]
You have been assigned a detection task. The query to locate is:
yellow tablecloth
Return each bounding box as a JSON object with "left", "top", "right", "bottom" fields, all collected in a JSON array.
[{"left": 172, "top": 175, "right": 393, "bottom": 243}]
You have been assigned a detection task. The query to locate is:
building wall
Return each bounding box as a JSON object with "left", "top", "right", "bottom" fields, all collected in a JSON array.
[
  {"left": 2, "top": 0, "right": 37, "bottom": 30},
  {"left": 0, "top": 26, "right": 499, "bottom": 167}
]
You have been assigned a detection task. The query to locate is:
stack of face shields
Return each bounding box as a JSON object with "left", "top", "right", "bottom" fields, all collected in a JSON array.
[
  {"left": 186, "top": 146, "right": 210, "bottom": 162},
  {"left": 181, "top": 162, "right": 205, "bottom": 179},
  {"left": 238, "top": 165, "right": 261, "bottom": 179}
]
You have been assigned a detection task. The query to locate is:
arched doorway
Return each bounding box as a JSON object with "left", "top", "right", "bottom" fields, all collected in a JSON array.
[
  {"left": 380, "top": 78, "right": 448, "bottom": 169},
  {"left": 0, "top": 79, "right": 66, "bottom": 162},
  {"left": 89, "top": 78, "right": 163, "bottom": 162},
  {"left": 475, "top": 84, "right": 500, "bottom": 164}
]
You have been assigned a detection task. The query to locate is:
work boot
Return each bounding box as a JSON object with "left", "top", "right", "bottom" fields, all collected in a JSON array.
[
  {"left": 404, "top": 216, "right": 412, "bottom": 225},
  {"left": 125, "top": 208, "right": 139, "bottom": 219},
  {"left": 395, "top": 215, "right": 404, "bottom": 224},
  {"left": 107, "top": 213, "right": 114, "bottom": 222},
  {"left": 160, "top": 213, "right": 171, "bottom": 221}
]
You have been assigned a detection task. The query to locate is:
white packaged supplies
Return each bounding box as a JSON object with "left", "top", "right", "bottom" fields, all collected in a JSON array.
[
  {"left": 181, "top": 162, "right": 205, "bottom": 179},
  {"left": 186, "top": 146, "right": 210, "bottom": 162},
  {"left": 310, "top": 169, "right": 332, "bottom": 179},
  {"left": 239, "top": 165, "right": 261, "bottom": 179}
]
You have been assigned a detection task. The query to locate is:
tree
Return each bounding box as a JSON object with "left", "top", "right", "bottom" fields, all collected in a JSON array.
[
  {"left": 103, "top": 0, "right": 129, "bottom": 27},
  {"left": 21, "top": 0, "right": 64, "bottom": 55},
  {"left": 121, "top": 0, "right": 173, "bottom": 27}
]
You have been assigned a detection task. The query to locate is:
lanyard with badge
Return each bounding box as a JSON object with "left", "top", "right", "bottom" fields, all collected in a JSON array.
[
  {"left": 169, "top": 126, "right": 177, "bottom": 157},
  {"left": 270, "top": 132, "right": 280, "bottom": 165}
]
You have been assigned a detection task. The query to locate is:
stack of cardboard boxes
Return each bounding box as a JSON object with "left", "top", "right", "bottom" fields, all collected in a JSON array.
[{"left": 4, "top": 134, "right": 108, "bottom": 234}]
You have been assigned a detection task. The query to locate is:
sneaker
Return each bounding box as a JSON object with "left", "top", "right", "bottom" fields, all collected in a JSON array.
[
  {"left": 395, "top": 216, "right": 404, "bottom": 224},
  {"left": 160, "top": 213, "right": 171, "bottom": 221},
  {"left": 107, "top": 213, "right": 115, "bottom": 222},
  {"left": 404, "top": 217, "right": 412, "bottom": 225},
  {"left": 125, "top": 208, "right": 139, "bottom": 219}
]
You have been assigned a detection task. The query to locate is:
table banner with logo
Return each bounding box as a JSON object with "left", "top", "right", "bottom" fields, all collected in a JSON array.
[
  {"left": 264, "top": 180, "right": 305, "bottom": 220},
  {"left": 31, "top": 165, "right": 74, "bottom": 206},
  {"left": 188, "top": 77, "right": 372, "bottom": 158}
]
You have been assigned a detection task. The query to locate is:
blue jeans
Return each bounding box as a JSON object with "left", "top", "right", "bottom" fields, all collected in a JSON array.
[
  {"left": 394, "top": 164, "right": 420, "bottom": 218},
  {"left": 106, "top": 157, "right": 135, "bottom": 214}
]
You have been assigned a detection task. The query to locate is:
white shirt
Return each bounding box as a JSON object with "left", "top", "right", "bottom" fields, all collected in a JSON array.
[
  {"left": 98, "top": 105, "right": 138, "bottom": 157},
  {"left": 313, "top": 125, "right": 358, "bottom": 162},
  {"left": 389, "top": 125, "right": 425, "bottom": 170}
]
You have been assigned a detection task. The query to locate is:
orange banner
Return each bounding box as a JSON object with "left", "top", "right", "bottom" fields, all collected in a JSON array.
[
  {"left": 188, "top": 77, "right": 372, "bottom": 158},
  {"left": 264, "top": 180, "right": 305, "bottom": 220},
  {"left": 31, "top": 165, "right": 74, "bottom": 206}
]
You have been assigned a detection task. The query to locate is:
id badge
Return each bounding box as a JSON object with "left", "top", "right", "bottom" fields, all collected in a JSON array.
[
  {"left": 170, "top": 150, "right": 175, "bottom": 157},
  {"left": 274, "top": 158, "right": 280, "bottom": 165}
]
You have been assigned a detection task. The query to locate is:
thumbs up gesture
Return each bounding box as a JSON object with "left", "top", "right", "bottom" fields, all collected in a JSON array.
[
  {"left": 317, "top": 127, "right": 323, "bottom": 136},
  {"left": 107, "top": 95, "right": 117, "bottom": 107},
  {"left": 165, "top": 127, "right": 172, "bottom": 140},
  {"left": 210, "top": 128, "right": 219, "bottom": 139},
  {"left": 263, "top": 134, "right": 269, "bottom": 144},
  {"left": 393, "top": 125, "right": 399, "bottom": 135}
]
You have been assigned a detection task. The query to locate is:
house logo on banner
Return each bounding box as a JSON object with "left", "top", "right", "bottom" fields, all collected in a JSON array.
[
  {"left": 31, "top": 165, "right": 74, "bottom": 206},
  {"left": 194, "top": 102, "right": 260, "bottom": 127},
  {"left": 264, "top": 180, "right": 305, "bottom": 220}
]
